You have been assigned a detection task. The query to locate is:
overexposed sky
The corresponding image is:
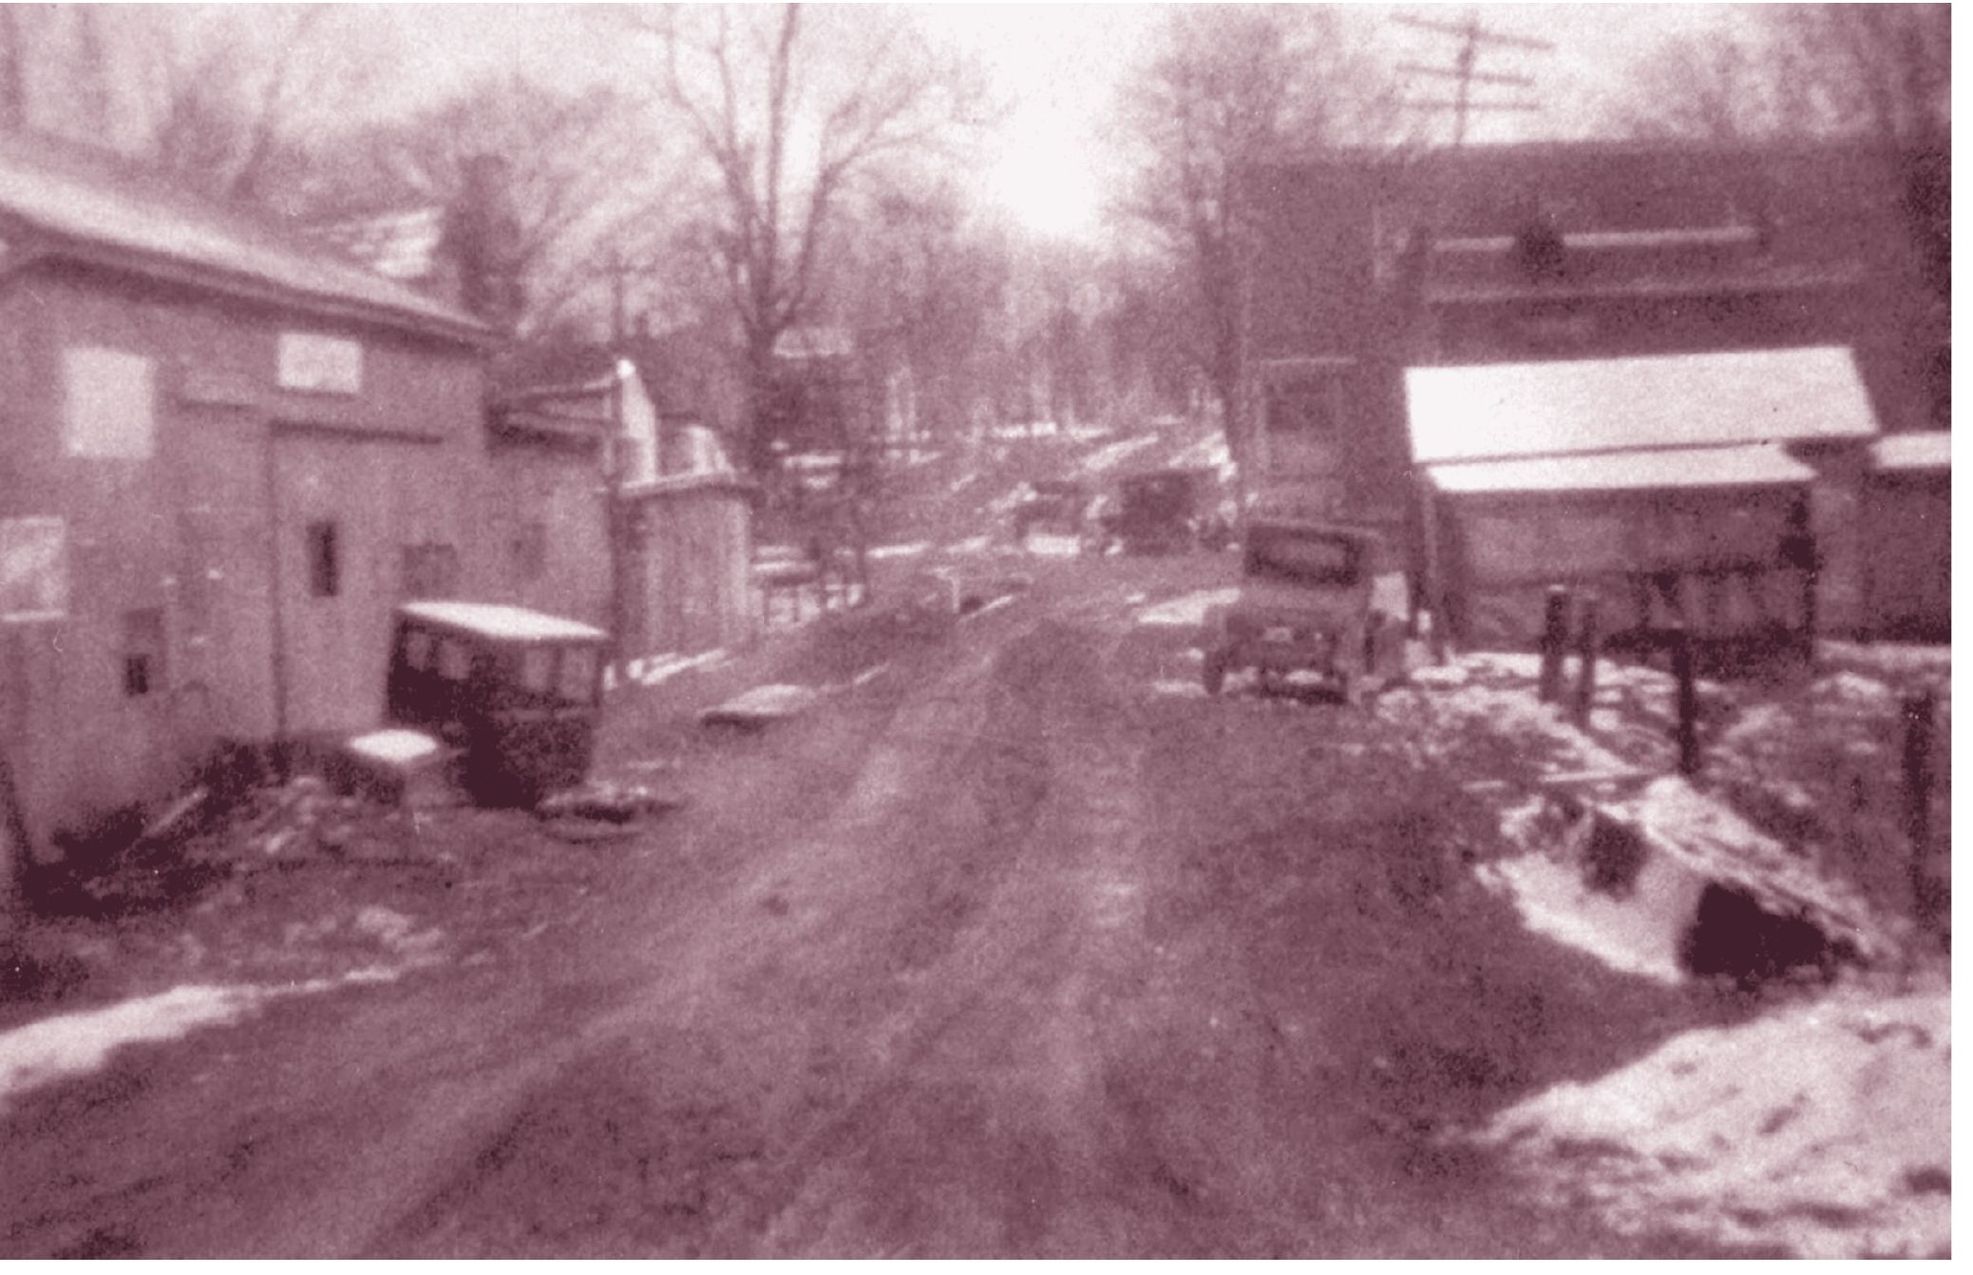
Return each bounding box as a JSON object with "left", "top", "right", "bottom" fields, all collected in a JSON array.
[{"left": 384, "top": 4, "right": 1745, "bottom": 242}]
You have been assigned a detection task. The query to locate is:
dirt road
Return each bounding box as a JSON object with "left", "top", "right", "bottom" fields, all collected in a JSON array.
[{"left": 1, "top": 557, "right": 1766, "bottom": 1258}]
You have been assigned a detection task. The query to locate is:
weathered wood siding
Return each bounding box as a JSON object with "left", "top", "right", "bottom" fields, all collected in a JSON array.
[
  {"left": 623, "top": 478, "right": 754, "bottom": 657},
  {"left": 0, "top": 262, "right": 486, "bottom": 851}
]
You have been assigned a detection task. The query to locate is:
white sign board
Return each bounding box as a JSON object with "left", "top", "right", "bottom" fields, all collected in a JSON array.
[
  {"left": 277, "top": 333, "right": 363, "bottom": 394},
  {"left": 0, "top": 516, "right": 68, "bottom": 621}
]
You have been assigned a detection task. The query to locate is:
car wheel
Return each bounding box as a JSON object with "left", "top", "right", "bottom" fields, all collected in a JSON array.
[{"left": 1203, "top": 650, "right": 1228, "bottom": 695}]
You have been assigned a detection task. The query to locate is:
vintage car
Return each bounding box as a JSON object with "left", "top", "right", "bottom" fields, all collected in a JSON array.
[
  {"left": 1105, "top": 467, "right": 1226, "bottom": 554},
  {"left": 1011, "top": 479, "right": 1094, "bottom": 546},
  {"left": 383, "top": 601, "right": 610, "bottom": 806},
  {"left": 1199, "top": 519, "right": 1410, "bottom": 704}
]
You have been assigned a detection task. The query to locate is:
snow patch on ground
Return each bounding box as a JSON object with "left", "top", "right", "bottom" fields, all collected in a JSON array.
[
  {"left": 1149, "top": 678, "right": 1207, "bottom": 699},
  {"left": 945, "top": 534, "right": 992, "bottom": 556},
  {"left": 344, "top": 729, "right": 442, "bottom": 765},
  {"left": 1022, "top": 533, "right": 1083, "bottom": 558},
  {"left": 1479, "top": 985, "right": 1951, "bottom": 1258},
  {"left": 621, "top": 649, "right": 729, "bottom": 690},
  {"left": 1478, "top": 855, "right": 1695, "bottom": 985},
  {"left": 1134, "top": 588, "right": 1238, "bottom": 629},
  {"left": 868, "top": 542, "right": 932, "bottom": 561},
  {"left": 0, "top": 969, "right": 399, "bottom": 1112},
  {"left": 1076, "top": 434, "right": 1159, "bottom": 474}
]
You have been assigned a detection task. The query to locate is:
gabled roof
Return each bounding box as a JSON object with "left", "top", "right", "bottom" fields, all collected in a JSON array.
[
  {"left": 0, "top": 136, "right": 485, "bottom": 343},
  {"left": 1427, "top": 443, "right": 1814, "bottom": 496},
  {"left": 1405, "top": 346, "right": 1878, "bottom": 467}
]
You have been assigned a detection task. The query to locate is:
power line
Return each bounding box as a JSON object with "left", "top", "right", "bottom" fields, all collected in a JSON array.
[{"left": 1394, "top": 9, "right": 1553, "bottom": 147}]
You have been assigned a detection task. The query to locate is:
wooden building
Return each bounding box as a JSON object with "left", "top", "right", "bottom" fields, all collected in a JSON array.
[
  {"left": 1406, "top": 348, "right": 1875, "bottom": 647},
  {"left": 1861, "top": 432, "right": 1951, "bottom": 641},
  {"left": 0, "top": 135, "right": 492, "bottom": 860},
  {"left": 1244, "top": 140, "right": 1941, "bottom": 647}
]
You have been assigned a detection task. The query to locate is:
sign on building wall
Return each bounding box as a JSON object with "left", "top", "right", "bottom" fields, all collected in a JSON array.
[
  {"left": 0, "top": 516, "right": 68, "bottom": 621},
  {"left": 277, "top": 333, "right": 364, "bottom": 394},
  {"left": 63, "top": 348, "right": 156, "bottom": 459}
]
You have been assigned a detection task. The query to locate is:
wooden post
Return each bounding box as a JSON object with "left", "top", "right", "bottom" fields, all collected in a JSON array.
[
  {"left": 1902, "top": 689, "right": 1938, "bottom": 925},
  {"left": 1672, "top": 624, "right": 1699, "bottom": 776},
  {"left": 1573, "top": 595, "right": 1600, "bottom": 727},
  {"left": 1538, "top": 585, "right": 1570, "bottom": 703}
]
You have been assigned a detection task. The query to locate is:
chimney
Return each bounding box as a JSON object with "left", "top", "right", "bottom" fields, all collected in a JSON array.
[{"left": 442, "top": 153, "right": 525, "bottom": 330}]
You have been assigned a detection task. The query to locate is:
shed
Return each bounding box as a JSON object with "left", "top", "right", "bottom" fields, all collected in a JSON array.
[
  {"left": 1861, "top": 433, "right": 1950, "bottom": 640},
  {"left": 0, "top": 133, "right": 490, "bottom": 869},
  {"left": 1406, "top": 348, "right": 1877, "bottom": 648}
]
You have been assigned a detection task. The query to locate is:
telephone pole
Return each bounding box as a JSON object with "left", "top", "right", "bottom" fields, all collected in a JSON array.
[{"left": 1395, "top": 9, "right": 1552, "bottom": 147}]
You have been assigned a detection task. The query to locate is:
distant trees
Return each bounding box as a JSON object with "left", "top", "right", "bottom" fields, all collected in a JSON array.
[
  {"left": 636, "top": 3, "right": 983, "bottom": 474},
  {"left": 303, "top": 75, "right": 668, "bottom": 335},
  {"left": 1115, "top": 5, "right": 1400, "bottom": 492},
  {"left": 1607, "top": 5, "right": 1948, "bottom": 422}
]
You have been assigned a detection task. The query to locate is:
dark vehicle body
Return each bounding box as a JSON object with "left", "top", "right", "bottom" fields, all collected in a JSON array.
[
  {"left": 385, "top": 601, "right": 609, "bottom": 806},
  {"left": 1200, "top": 519, "right": 1409, "bottom": 704},
  {"left": 1107, "top": 467, "right": 1224, "bottom": 554},
  {"left": 1011, "top": 478, "right": 1094, "bottom": 545}
]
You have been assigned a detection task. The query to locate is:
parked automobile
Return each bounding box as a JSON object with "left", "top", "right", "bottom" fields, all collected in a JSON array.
[
  {"left": 1199, "top": 519, "right": 1410, "bottom": 705},
  {"left": 1011, "top": 478, "right": 1094, "bottom": 547},
  {"left": 383, "top": 601, "right": 610, "bottom": 806},
  {"left": 1105, "top": 467, "right": 1224, "bottom": 554}
]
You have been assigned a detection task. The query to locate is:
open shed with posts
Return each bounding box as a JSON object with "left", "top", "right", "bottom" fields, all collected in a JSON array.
[{"left": 1407, "top": 347, "right": 1880, "bottom": 651}]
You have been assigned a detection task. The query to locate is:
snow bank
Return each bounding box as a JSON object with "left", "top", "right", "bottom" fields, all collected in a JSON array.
[
  {"left": 0, "top": 969, "right": 398, "bottom": 1112},
  {"left": 1479, "top": 985, "right": 1950, "bottom": 1258},
  {"left": 1478, "top": 852, "right": 1701, "bottom": 985}
]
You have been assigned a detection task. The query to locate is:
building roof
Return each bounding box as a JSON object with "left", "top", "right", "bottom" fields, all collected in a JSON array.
[
  {"left": 1405, "top": 346, "right": 1878, "bottom": 466},
  {"left": 399, "top": 600, "right": 606, "bottom": 643},
  {"left": 1870, "top": 432, "right": 1951, "bottom": 473},
  {"left": 1426, "top": 443, "right": 1815, "bottom": 496},
  {"left": 0, "top": 137, "right": 485, "bottom": 342}
]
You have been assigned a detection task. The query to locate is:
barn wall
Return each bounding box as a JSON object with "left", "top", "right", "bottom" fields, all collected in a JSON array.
[
  {"left": 1863, "top": 471, "right": 1950, "bottom": 640},
  {"left": 484, "top": 441, "right": 610, "bottom": 630},
  {"left": 1442, "top": 485, "right": 1808, "bottom": 647},
  {"left": 625, "top": 482, "right": 754, "bottom": 658},
  {"left": 0, "top": 266, "right": 486, "bottom": 851}
]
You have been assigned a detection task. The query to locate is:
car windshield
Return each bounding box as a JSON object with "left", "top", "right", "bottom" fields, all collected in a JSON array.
[{"left": 1245, "top": 527, "right": 1361, "bottom": 587}]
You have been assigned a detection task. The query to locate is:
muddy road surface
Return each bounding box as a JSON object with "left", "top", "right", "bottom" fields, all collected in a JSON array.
[{"left": 1, "top": 559, "right": 1751, "bottom": 1258}]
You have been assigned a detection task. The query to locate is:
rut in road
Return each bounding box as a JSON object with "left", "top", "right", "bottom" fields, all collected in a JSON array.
[{"left": 375, "top": 618, "right": 1120, "bottom": 1257}]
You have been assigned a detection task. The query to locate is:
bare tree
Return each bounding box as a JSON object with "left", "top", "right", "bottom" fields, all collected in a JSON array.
[
  {"left": 122, "top": 7, "right": 395, "bottom": 208},
  {"left": 640, "top": 3, "right": 980, "bottom": 474},
  {"left": 1116, "top": 5, "right": 1401, "bottom": 493},
  {"left": 1608, "top": 6, "right": 1947, "bottom": 148},
  {"left": 300, "top": 75, "right": 669, "bottom": 336}
]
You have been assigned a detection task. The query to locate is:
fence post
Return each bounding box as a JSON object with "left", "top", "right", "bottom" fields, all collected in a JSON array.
[
  {"left": 1573, "top": 595, "right": 1601, "bottom": 727},
  {"left": 1672, "top": 624, "right": 1699, "bottom": 776},
  {"left": 1902, "top": 689, "right": 1939, "bottom": 927},
  {"left": 1538, "top": 585, "right": 1571, "bottom": 703}
]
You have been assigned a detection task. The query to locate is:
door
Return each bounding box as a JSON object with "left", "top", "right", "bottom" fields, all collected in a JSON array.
[{"left": 272, "top": 433, "right": 455, "bottom": 737}]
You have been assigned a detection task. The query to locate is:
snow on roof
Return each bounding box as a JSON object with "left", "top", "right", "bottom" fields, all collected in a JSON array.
[
  {"left": 1427, "top": 443, "right": 1814, "bottom": 496},
  {"left": 1870, "top": 431, "right": 1951, "bottom": 473},
  {"left": 0, "top": 140, "right": 482, "bottom": 338},
  {"left": 398, "top": 601, "right": 606, "bottom": 643},
  {"left": 308, "top": 206, "right": 446, "bottom": 281},
  {"left": 1405, "top": 347, "right": 1878, "bottom": 466}
]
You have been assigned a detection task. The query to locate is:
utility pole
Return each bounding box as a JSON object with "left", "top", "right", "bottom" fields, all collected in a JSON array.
[{"left": 1395, "top": 9, "right": 1551, "bottom": 147}]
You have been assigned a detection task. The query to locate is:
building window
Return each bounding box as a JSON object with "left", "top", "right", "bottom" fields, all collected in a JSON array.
[
  {"left": 63, "top": 348, "right": 156, "bottom": 459},
  {"left": 307, "top": 521, "right": 340, "bottom": 598},
  {"left": 511, "top": 520, "right": 547, "bottom": 583},
  {"left": 401, "top": 542, "right": 459, "bottom": 599},
  {"left": 122, "top": 608, "right": 165, "bottom": 697}
]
